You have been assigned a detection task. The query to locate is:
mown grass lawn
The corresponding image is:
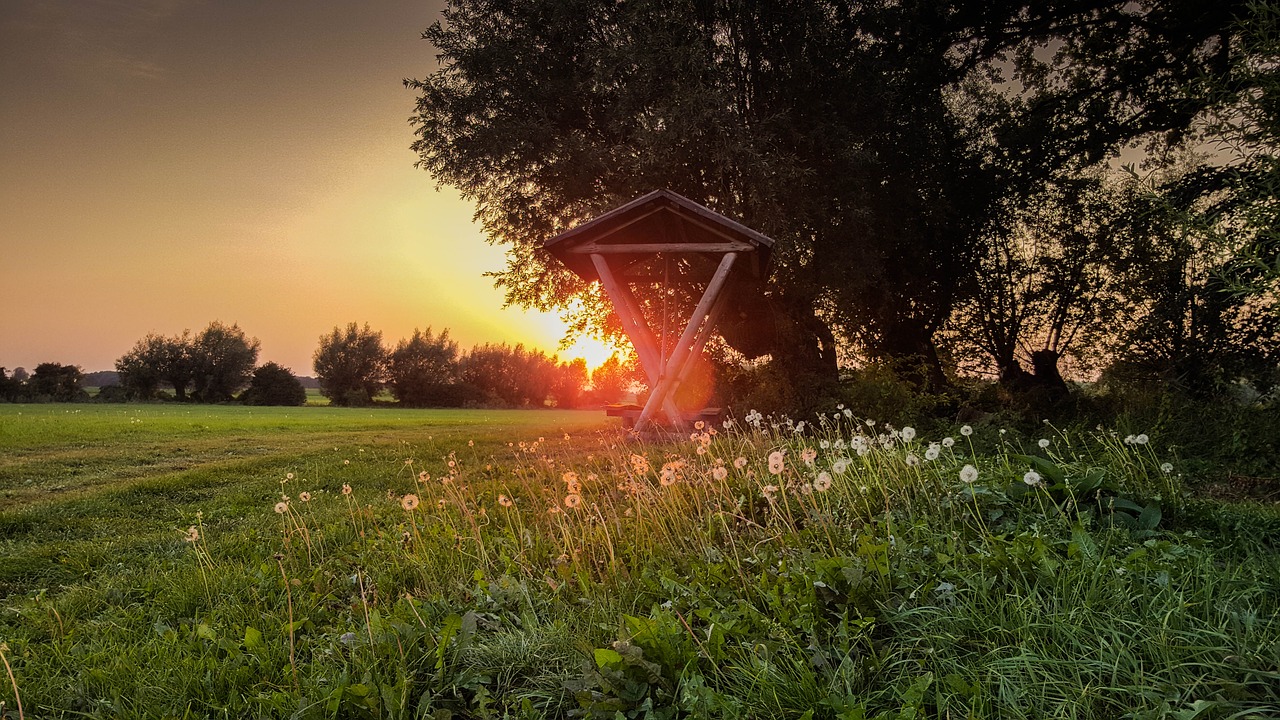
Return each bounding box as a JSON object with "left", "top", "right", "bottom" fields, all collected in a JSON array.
[{"left": 0, "top": 403, "right": 1277, "bottom": 719}]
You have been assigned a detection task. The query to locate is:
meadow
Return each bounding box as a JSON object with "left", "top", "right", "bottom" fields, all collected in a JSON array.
[{"left": 0, "top": 403, "right": 1277, "bottom": 719}]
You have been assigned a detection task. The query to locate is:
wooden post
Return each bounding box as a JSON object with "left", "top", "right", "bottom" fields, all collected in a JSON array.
[{"left": 634, "top": 252, "right": 738, "bottom": 433}]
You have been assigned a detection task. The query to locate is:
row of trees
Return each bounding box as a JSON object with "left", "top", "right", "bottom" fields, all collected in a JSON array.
[
  {"left": 408, "top": 0, "right": 1280, "bottom": 404},
  {"left": 313, "top": 322, "right": 622, "bottom": 408},
  {"left": 0, "top": 364, "right": 89, "bottom": 403},
  {"left": 115, "top": 322, "right": 272, "bottom": 402},
  {"left": 5, "top": 321, "right": 627, "bottom": 409}
]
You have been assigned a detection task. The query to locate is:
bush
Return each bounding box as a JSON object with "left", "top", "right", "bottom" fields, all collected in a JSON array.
[
  {"left": 239, "top": 363, "right": 306, "bottom": 406},
  {"left": 94, "top": 384, "right": 130, "bottom": 403}
]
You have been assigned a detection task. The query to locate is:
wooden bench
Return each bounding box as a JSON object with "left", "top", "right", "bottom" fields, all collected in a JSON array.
[{"left": 606, "top": 403, "right": 722, "bottom": 430}]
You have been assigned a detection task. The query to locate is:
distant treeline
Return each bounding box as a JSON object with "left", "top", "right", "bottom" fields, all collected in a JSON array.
[
  {"left": 1, "top": 321, "right": 631, "bottom": 408},
  {"left": 311, "top": 323, "right": 630, "bottom": 408}
]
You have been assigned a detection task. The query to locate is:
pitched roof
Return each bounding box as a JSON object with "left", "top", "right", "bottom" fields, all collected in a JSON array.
[{"left": 544, "top": 189, "right": 774, "bottom": 283}]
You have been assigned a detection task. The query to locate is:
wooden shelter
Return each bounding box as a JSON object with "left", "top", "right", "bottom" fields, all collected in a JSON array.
[{"left": 545, "top": 189, "right": 775, "bottom": 435}]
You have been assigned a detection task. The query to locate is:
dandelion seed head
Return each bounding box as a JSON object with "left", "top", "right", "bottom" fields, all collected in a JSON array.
[
  {"left": 814, "top": 472, "right": 833, "bottom": 492},
  {"left": 285, "top": 473, "right": 294, "bottom": 481},
  {"left": 905, "top": 454, "right": 919, "bottom": 467},
  {"left": 960, "top": 425, "right": 973, "bottom": 436},
  {"left": 1023, "top": 470, "right": 1043, "bottom": 486},
  {"left": 712, "top": 466, "right": 728, "bottom": 481},
  {"left": 1161, "top": 462, "right": 1174, "bottom": 474},
  {"left": 941, "top": 437, "right": 955, "bottom": 448},
  {"left": 959, "top": 464, "right": 978, "bottom": 483},
  {"left": 768, "top": 451, "right": 785, "bottom": 475},
  {"left": 734, "top": 456, "right": 747, "bottom": 469},
  {"left": 924, "top": 444, "right": 940, "bottom": 461},
  {"left": 630, "top": 454, "right": 651, "bottom": 474},
  {"left": 498, "top": 494, "right": 513, "bottom": 507},
  {"left": 341, "top": 483, "right": 352, "bottom": 496},
  {"left": 1038, "top": 438, "right": 1051, "bottom": 449},
  {"left": 901, "top": 427, "right": 916, "bottom": 442},
  {"left": 1135, "top": 433, "right": 1149, "bottom": 445},
  {"left": 274, "top": 501, "right": 288, "bottom": 514},
  {"left": 563, "top": 493, "right": 582, "bottom": 508},
  {"left": 299, "top": 491, "right": 311, "bottom": 502},
  {"left": 401, "top": 494, "right": 420, "bottom": 511}
]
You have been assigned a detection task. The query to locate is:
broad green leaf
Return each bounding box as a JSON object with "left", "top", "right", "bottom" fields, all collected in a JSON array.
[{"left": 594, "top": 647, "right": 623, "bottom": 667}]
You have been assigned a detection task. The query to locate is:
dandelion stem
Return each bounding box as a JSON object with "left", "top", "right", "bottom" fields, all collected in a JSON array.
[{"left": 0, "top": 642, "right": 23, "bottom": 720}]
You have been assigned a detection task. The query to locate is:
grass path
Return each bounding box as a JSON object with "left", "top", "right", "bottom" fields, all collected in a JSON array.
[{"left": 0, "top": 405, "right": 606, "bottom": 593}]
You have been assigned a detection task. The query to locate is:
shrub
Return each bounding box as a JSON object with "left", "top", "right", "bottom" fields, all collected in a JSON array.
[
  {"left": 94, "top": 384, "right": 130, "bottom": 403},
  {"left": 240, "top": 363, "right": 307, "bottom": 406}
]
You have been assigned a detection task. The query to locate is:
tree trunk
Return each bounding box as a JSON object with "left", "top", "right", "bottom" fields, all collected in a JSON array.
[
  {"left": 716, "top": 281, "right": 841, "bottom": 386},
  {"left": 877, "top": 320, "right": 949, "bottom": 391}
]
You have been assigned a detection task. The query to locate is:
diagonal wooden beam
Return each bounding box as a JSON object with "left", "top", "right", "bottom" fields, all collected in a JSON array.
[
  {"left": 592, "top": 254, "right": 662, "bottom": 383},
  {"left": 634, "top": 252, "right": 738, "bottom": 433},
  {"left": 591, "top": 253, "right": 681, "bottom": 421}
]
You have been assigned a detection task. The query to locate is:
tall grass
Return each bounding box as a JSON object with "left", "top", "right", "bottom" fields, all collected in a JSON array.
[{"left": 0, "top": 406, "right": 1276, "bottom": 718}]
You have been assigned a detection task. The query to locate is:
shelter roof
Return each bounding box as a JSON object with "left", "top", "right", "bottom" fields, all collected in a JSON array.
[{"left": 544, "top": 189, "right": 774, "bottom": 283}]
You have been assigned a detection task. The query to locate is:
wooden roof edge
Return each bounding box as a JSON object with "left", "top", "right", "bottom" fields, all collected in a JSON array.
[{"left": 543, "top": 189, "right": 777, "bottom": 250}]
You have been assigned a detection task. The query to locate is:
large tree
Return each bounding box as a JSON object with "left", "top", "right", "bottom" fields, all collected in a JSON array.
[
  {"left": 388, "top": 327, "right": 461, "bottom": 407},
  {"left": 116, "top": 331, "right": 196, "bottom": 400},
  {"left": 29, "top": 363, "right": 87, "bottom": 402},
  {"left": 313, "top": 323, "right": 388, "bottom": 406},
  {"left": 191, "top": 322, "right": 260, "bottom": 402},
  {"left": 409, "top": 0, "right": 1252, "bottom": 393}
]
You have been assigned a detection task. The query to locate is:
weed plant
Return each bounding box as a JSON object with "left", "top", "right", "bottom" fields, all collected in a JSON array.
[{"left": 0, "top": 406, "right": 1276, "bottom": 718}]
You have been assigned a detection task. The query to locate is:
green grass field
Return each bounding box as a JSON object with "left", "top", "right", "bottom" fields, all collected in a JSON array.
[{"left": 0, "top": 403, "right": 1277, "bottom": 719}]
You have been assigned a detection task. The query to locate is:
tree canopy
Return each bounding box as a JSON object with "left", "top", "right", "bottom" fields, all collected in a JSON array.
[{"left": 409, "top": 0, "right": 1263, "bottom": 397}]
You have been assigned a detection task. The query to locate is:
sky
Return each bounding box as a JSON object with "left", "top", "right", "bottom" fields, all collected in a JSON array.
[{"left": 0, "top": 0, "right": 614, "bottom": 375}]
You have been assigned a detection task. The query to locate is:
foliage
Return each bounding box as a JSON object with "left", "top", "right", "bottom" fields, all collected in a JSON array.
[
  {"left": 408, "top": 0, "right": 1255, "bottom": 391},
  {"left": 588, "top": 354, "right": 631, "bottom": 405},
  {"left": 0, "top": 364, "right": 88, "bottom": 403},
  {"left": 944, "top": 169, "right": 1133, "bottom": 390},
  {"left": 93, "top": 384, "right": 130, "bottom": 403},
  {"left": 115, "top": 331, "right": 196, "bottom": 400},
  {"left": 27, "top": 363, "right": 88, "bottom": 403},
  {"left": 0, "top": 368, "right": 20, "bottom": 403},
  {"left": 313, "top": 323, "right": 388, "bottom": 407},
  {"left": 190, "top": 322, "right": 261, "bottom": 403},
  {"left": 0, "top": 404, "right": 1276, "bottom": 718},
  {"left": 240, "top": 362, "right": 307, "bottom": 406},
  {"left": 550, "top": 357, "right": 588, "bottom": 409},
  {"left": 1167, "top": 0, "right": 1280, "bottom": 299},
  {"left": 387, "top": 327, "right": 461, "bottom": 408},
  {"left": 461, "top": 342, "right": 585, "bottom": 408}
]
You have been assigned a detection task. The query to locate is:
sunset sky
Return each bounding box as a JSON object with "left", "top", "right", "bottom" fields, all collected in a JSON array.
[{"left": 0, "top": 0, "right": 613, "bottom": 376}]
